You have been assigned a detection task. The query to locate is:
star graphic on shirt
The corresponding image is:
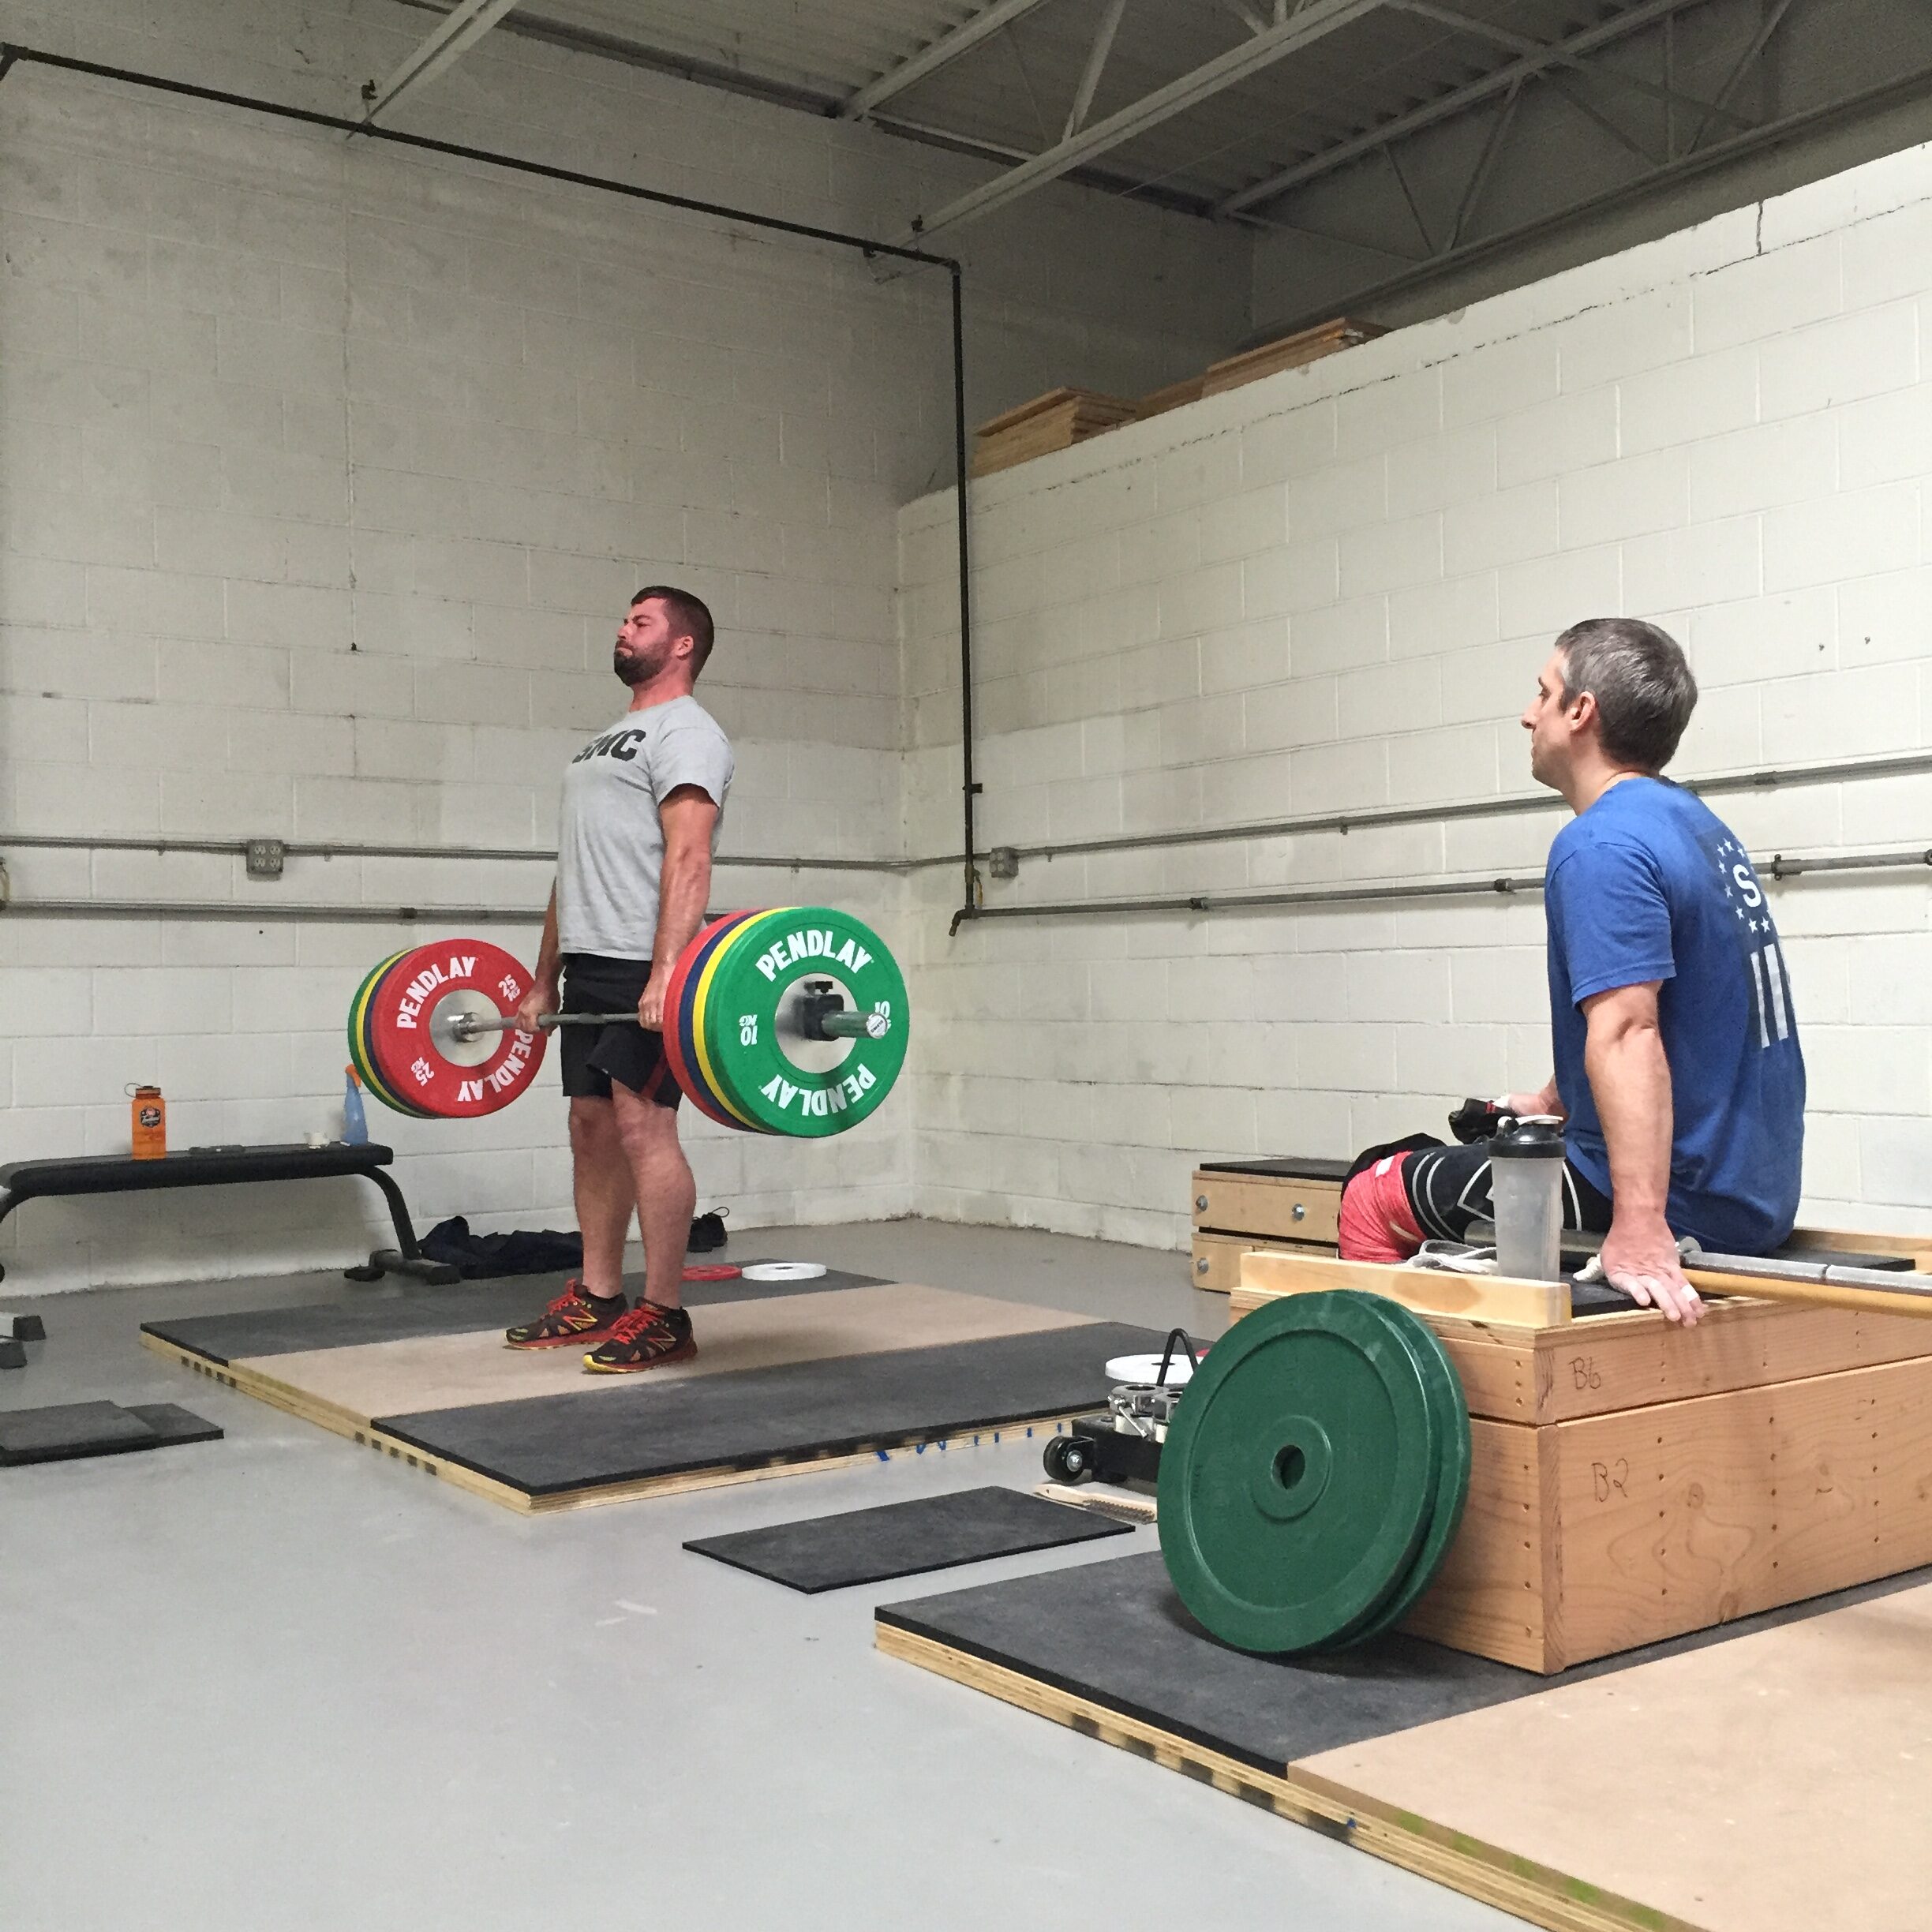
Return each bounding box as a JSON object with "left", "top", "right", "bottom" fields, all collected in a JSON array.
[{"left": 1736, "top": 906, "right": 1747, "bottom": 920}]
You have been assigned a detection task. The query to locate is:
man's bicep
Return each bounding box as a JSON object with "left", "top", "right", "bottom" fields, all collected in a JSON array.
[
  {"left": 1552, "top": 842, "right": 1676, "bottom": 1007},
  {"left": 1581, "top": 980, "right": 1662, "bottom": 1039},
  {"left": 658, "top": 785, "right": 717, "bottom": 856}
]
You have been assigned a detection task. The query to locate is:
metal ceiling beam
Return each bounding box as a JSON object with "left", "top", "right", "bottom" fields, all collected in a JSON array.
[
  {"left": 906, "top": 0, "right": 1389, "bottom": 238},
  {"left": 1390, "top": 0, "right": 1750, "bottom": 129},
  {"left": 1253, "top": 48, "right": 1932, "bottom": 329},
  {"left": 1218, "top": 0, "right": 1710, "bottom": 215},
  {"left": 838, "top": 0, "right": 1062, "bottom": 121},
  {"left": 1687, "top": 0, "right": 1803, "bottom": 149},
  {"left": 361, "top": 0, "right": 522, "bottom": 120},
  {"left": 1064, "top": 0, "right": 1128, "bottom": 138}
]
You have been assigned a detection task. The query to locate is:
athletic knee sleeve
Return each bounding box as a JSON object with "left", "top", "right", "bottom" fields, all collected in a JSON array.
[{"left": 1338, "top": 1151, "right": 1425, "bottom": 1263}]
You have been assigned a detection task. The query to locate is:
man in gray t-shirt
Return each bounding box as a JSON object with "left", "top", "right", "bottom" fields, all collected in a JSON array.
[{"left": 503, "top": 585, "right": 735, "bottom": 1373}]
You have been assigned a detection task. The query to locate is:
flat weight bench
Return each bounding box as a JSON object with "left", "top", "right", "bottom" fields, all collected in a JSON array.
[{"left": 0, "top": 1144, "right": 459, "bottom": 1287}]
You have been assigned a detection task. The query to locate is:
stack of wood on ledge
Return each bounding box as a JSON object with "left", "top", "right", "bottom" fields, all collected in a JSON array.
[
  {"left": 969, "top": 388, "right": 1137, "bottom": 477},
  {"left": 971, "top": 316, "right": 1384, "bottom": 478}
]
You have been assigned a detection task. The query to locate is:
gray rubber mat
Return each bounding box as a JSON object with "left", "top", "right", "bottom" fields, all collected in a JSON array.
[
  {"left": 876, "top": 1548, "right": 1932, "bottom": 1773},
  {"left": 0, "top": 1399, "right": 222, "bottom": 1466},
  {"left": 377, "top": 1321, "right": 1161, "bottom": 1497},
  {"left": 140, "top": 1264, "right": 886, "bottom": 1365},
  {"left": 685, "top": 1485, "right": 1133, "bottom": 1592}
]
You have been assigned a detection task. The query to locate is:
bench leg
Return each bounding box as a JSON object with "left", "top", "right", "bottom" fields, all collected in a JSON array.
[{"left": 348, "top": 1170, "right": 459, "bottom": 1287}]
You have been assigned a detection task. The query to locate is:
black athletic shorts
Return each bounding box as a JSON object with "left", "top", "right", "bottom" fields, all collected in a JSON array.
[
  {"left": 1400, "top": 1139, "right": 1613, "bottom": 1243},
  {"left": 557, "top": 953, "right": 680, "bottom": 1107}
]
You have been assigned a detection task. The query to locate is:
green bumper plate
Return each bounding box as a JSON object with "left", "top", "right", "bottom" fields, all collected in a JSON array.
[
  {"left": 700, "top": 905, "right": 908, "bottom": 1138},
  {"left": 1344, "top": 1298, "right": 1473, "bottom": 1646},
  {"left": 1158, "top": 1290, "right": 1443, "bottom": 1656}
]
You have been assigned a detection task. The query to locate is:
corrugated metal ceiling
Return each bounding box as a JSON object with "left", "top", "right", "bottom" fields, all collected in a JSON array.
[{"left": 523, "top": 0, "right": 1644, "bottom": 212}]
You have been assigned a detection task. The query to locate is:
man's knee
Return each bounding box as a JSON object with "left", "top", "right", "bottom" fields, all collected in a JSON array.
[
  {"left": 569, "top": 1096, "right": 619, "bottom": 1155},
  {"left": 1339, "top": 1152, "right": 1425, "bottom": 1263},
  {"left": 612, "top": 1086, "right": 683, "bottom": 1158}
]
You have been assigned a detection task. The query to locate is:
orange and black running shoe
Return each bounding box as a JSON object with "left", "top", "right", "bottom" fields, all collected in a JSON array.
[
  {"left": 504, "top": 1279, "right": 627, "bottom": 1350},
  {"left": 583, "top": 1300, "right": 696, "bottom": 1374}
]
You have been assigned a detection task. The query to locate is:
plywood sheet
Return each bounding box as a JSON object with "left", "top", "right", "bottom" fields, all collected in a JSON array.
[
  {"left": 140, "top": 1264, "right": 886, "bottom": 1365},
  {"left": 233, "top": 1284, "right": 1095, "bottom": 1426},
  {"left": 1299, "top": 1582, "right": 1932, "bottom": 1932}
]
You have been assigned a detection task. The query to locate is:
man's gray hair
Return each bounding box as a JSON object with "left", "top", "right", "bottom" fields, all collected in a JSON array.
[{"left": 1554, "top": 618, "right": 1698, "bottom": 772}]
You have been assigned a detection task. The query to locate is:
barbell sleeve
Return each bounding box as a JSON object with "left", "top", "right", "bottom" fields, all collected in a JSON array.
[{"left": 818, "top": 1009, "right": 890, "bottom": 1039}]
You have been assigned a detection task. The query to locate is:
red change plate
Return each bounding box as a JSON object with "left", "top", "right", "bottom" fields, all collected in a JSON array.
[
  {"left": 681, "top": 1264, "right": 741, "bottom": 1282},
  {"left": 366, "top": 938, "right": 547, "bottom": 1118}
]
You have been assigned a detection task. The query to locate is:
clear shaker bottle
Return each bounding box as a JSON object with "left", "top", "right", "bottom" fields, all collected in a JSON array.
[{"left": 1491, "top": 1118, "right": 1565, "bottom": 1282}]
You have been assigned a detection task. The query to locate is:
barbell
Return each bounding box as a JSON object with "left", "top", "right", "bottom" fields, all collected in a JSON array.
[{"left": 346, "top": 905, "right": 908, "bottom": 1138}]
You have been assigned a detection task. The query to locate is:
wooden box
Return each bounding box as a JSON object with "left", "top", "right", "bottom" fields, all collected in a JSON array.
[
  {"left": 1234, "top": 1245, "right": 1932, "bottom": 1672},
  {"left": 1189, "top": 1159, "right": 1346, "bottom": 1292}
]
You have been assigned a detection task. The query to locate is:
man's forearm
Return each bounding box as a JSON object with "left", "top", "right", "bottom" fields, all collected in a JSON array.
[
  {"left": 648, "top": 854, "right": 710, "bottom": 979},
  {"left": 1586, "top": 1021, "right": 1673, "bottom": 1225},
  {"left": 534, "top": 886, "right": 560, "bottom": 989}
]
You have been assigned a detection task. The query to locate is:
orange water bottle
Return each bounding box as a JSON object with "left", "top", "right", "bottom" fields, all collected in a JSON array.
[{"left": 129, "top": 1084, "right": 167, "bottom": 1159}]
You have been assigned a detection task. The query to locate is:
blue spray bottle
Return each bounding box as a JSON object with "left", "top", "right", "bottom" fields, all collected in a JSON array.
[{"left": 343, "top": 1065, "right": 369, "bottom": 1145}]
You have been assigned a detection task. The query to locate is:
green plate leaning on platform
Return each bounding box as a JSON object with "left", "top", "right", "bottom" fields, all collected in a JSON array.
[{"left": 1158, "top": 1290, "right": 1454, "bottom": 1655}]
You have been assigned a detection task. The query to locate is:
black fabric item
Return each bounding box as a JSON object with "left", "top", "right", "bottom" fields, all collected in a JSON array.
[
  {"left": 557, "top": 953, "right": 679, "bottom": 1104},
  {"left": 877, "top": 1549, "right": 1932, "bottom": 1775},
  {"left": 1343, "top": 1132, "right": 1446, "bottom": 1191},
  {"left": 418, "top": 1217, "right": 584, "bottom": 1279},
  {"left": 377, "top": 1321, "right": 1160, "bottom": 1498},
  {"left": 417, "top": 1211, "right": 738, "bottom": 1279},
  {"left": 686, "top": 1485, "right": 1133, "bottom": 1593},
  {"left": 140, "top": 1265, "right": 888, "bottom": 1365}
]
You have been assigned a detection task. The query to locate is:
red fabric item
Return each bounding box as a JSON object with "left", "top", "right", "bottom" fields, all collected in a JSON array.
[{"left": 1338, "top": 1152, "right": 1425, "bottom": 1263}]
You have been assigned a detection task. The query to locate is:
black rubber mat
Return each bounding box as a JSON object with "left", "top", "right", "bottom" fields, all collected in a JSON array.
[
  {"left": 0, "top": 1399, "right": 222, "bottom": 1466},
  {"left": 877, "top": 1548, "right": 1932, "bottom": 1774},
  {"left": 1200, "top": 1155, "right": 1350, "bottom": 1181},
  {"left": 685, "top": 1485, "right": 1133, "bottom": 1592},
  {"left": 140, "top": 1264, "right": 887, "bottom": 1365},
  {"left": 378, "top": 1321, "right": 1160, "bottom": 1497}
]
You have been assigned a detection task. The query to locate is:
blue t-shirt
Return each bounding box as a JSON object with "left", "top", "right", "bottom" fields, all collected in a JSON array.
[{"left": 1544, "top": 778, "right": 1806, "bottom": 1253}]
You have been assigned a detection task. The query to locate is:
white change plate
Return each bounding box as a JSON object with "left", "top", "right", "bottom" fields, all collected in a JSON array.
[
  {"left": 1106, "top": 1351, "right": 1196, "bottom": 1387},
  {"left": 739, "top": 1261, "right": 829, "bottom": 1282}
]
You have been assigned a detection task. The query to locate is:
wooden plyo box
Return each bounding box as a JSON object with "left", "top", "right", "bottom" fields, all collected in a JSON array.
[
  {"left": 1189, "top": 1158, "right": 1345, "bottom": 1291},
  {"left": 1235, "top": 1245, "right": 1932, "bottom": 1673}
]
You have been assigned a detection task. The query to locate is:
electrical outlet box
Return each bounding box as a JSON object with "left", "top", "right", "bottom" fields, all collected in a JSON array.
[{"left": 245, "top": 838, "right": 286, "bottom": 880}]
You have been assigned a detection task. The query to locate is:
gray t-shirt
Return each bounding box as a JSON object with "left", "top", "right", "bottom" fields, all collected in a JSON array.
[{"left": 555, "top": 695, "right": 734, "bottom": 960}]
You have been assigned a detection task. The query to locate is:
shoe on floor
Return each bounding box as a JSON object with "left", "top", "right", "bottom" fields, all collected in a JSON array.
[
  {"left": 504, "top": 1279, "right": 627, "bottom": 1350},
  {"left": 583, "top": 1300, "right": 696, "bottom": 1374}
]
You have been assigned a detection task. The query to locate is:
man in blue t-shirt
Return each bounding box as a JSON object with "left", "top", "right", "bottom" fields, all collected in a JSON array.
[{"left": 1337, "top": 619, "right": 1806, "bottom": 1327}]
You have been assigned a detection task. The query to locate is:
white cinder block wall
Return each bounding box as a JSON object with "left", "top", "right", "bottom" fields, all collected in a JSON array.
[
  {"left": 0, "top": 0, "right": 1253, "bottom": 1289},
  {"left": 902, "top": 139, "right": 1932, "bottom": 1250}
]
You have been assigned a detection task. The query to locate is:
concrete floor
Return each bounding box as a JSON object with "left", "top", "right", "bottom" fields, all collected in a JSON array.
[{"left": 1, "top": 1221, "right": 1511, "bottom": 1932}]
